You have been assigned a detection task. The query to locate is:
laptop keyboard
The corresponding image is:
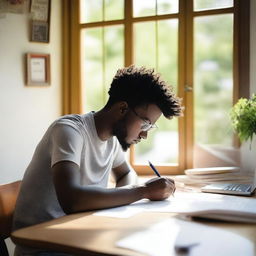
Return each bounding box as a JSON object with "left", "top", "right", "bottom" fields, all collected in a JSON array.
[{"left": 224, "top": 184, "right": 252, "bottom": 192}]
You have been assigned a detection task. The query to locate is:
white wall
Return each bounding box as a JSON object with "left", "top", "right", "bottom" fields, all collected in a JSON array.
[
  {"left": 240, "top": 0, "right": 256, "bottom": 173},
  {"left": 0, "top": 0, "right": 62, "bottom": 184},
  {"left": 0, "top": 1, "right": 62, "bottom": 254},
  {"left": 250, "top": 0, "right": 256, "bottom": 95}
]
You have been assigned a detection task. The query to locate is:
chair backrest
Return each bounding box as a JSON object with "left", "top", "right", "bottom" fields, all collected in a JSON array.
[{"left": 0, "top": 181, "right": 21, "bottom": 256}]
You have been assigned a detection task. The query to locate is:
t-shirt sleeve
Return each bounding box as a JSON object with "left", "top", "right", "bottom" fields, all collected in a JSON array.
[
  {"left": 50, "top": 123, "right": 83, "bottom": 167},
  {"left": 112, "top": 140, "right": 125, "bottom": 168}
]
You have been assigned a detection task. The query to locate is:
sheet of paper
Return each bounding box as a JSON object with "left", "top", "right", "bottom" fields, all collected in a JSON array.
[
  {"left": 116, "top": 218, "right": 254, "bottom": 256},
  {"left": 93, "top": 199, "right": 148, "bottom": 218},
  {"left": 93, "top": 192, "right": 256, "bottom": 220},
  {"left": 147, "top": 192, "right": 256, "bottom": 215}
]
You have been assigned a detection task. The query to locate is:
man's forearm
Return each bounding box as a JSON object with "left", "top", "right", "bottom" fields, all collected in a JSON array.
[
  {"left": 67, "top": 176, "right": 174, "bottom": 214},
  {"left": 53, "top": 161, "right": 175, "bottom": 214},
  {"left": 66, "top": 184, "right": 147, "bottom": 213}
]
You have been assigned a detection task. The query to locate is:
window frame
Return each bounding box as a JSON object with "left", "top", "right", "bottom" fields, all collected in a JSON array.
[{"left": 63, "top": 0, "right": 250, "bottom": 175}]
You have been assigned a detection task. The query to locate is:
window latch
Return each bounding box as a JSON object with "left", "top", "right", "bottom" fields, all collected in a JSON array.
[{"left": 185, "top": 85, "right": 193, "bottom": 92}]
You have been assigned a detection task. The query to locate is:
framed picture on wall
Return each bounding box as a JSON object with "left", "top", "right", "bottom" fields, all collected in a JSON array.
[
  {"left": 26, "top": 53, "right": 50, "bottom": 86},
  {"left": 30, "top": 0, "right": 51, "bottom": 43},
  {"left": 31, "top": 20, "right": 49, "bottom": 43},
  {"left": 30, "top": 0, "right": 50, "bottom": 21}
]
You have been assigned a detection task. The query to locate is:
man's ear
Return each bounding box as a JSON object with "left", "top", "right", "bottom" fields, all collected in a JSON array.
[{"left": 119, "top": 101, "right": 128, "bottom": 114}]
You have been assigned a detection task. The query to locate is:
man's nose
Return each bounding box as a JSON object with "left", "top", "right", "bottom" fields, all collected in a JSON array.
[{"left": 139, "top": 131, "right": 148, "bottom": 139}]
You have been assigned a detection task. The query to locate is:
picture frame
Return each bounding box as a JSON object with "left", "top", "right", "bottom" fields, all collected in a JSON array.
[
  {"left": 26, "top": 53, "right": 50, "bottom": 86},
  {"left": 31, "top": 20, "right": 49, "bottom": 43},
  {"left": 30, "top": 0, "right": 51, "bottom": 43},
  {"left": 30, "top": 0, "right": 50, "bottom": 21}
]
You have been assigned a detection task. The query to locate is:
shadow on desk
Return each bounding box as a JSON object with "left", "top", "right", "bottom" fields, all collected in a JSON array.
[{"left": 11, "top": 209, "right": 256, "bottom": 256}]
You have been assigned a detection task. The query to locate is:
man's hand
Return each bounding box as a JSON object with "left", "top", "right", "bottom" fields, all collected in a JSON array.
[{"left": 144, "top": 177, "right": 175, "bottom": 201}]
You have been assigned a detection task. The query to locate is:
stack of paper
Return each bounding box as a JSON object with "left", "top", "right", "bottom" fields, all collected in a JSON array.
[{"left": 174, "top": 167, "right": 252, "bottom": 185}]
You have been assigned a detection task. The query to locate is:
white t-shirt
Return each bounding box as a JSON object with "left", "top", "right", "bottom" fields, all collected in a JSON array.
[{"left": 13, "top": 112, "right": 125, "bottom": 231}]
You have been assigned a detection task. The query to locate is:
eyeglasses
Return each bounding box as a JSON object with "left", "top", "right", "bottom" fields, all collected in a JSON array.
[{"left": 131, "top": 108, "right": 158, "bottom": 132}]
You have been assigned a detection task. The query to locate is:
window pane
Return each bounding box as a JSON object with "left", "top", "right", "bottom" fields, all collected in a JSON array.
[
  {"left": 105, "top": 0, "right": 124, "bottom": 21},
  {"left": 156, "top": 19, "right": 179, "bottom": 164},
  {"left": 80, "top": 0, "right": 124, "bottom": 23},
  {"left": 104, "top": 26, "right": 124, "bottom": 93},
  {"left": 82, "top": 28, "right": 104, "bottom": 112},
  {"left": 80, "top": 0, "right": 103, "bottom": 23},
  {"left": 134, "top": 20, "right": 179, "bottom": 165},
  {"left": 158, "top": 19, "right": 178, "bottom": 88},
  {"left": 134, "top": 21, "right": 156, "bottom": 67},
  {"left": 194, "top": 0, "right": 233, "bottom": 11},
  {"left": 193, "top": 14, "right": 235, "bottom": 167},
  {"left": 135, "top": 118, "right": 178, "bottom": 164},
  {"left": 81, "top": 25, "right": 124, "bottom": 113},
  {"left": 133, "top": 0, "right": 156, "bottom": 17},
  {"left": 157, "top": 0, "right": 178, "bottom": 15}
]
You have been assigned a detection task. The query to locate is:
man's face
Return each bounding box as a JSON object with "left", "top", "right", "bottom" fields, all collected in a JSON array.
[{"left": 113, "top": 104, "right": 162, "bottom": 151}]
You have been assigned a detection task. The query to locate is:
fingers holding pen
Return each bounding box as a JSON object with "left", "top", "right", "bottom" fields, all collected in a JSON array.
[
  {"left": 147, "top": 161, "right": 175, "bottom": 199},
  {"left": 164, "top": 178, "right": 176, "bottom": 194},
  {"left": 161, "top": 177, "right": 176, "bottom": 192},
  {"left": 145, "top": 177, "right": 176, "bottom": 201},
  {"left": 151, "top": 177, "right": 175, "bottom": 191},
  {"left": 165, "top": 177, "right": 175, "bottom": 185},
  {"left": 166, "top": 178, "right": 176, "bottom": 195}
]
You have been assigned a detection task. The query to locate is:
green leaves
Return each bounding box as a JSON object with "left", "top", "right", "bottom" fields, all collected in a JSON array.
[{"left": 230, "top": 94, "right": 256, "bottom": 144}]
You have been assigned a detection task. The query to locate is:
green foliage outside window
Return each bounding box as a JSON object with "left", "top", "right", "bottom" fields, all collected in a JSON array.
[{"left": 194, "top": 14, "right": 233, "bottom": 146}]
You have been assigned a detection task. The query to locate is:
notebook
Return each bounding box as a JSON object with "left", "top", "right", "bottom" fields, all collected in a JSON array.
[{"left": 201, "top": 170, "right": 256, "bottom": 196}]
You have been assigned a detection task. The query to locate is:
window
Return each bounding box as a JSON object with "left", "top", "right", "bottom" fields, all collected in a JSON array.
[{"left": 64, "top": 0, "right": 249, "bottom": 175}]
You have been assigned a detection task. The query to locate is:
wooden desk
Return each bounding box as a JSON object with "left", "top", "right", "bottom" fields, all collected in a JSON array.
[{"left": 11, "top": 207, "right": 256, "bottom": 256}]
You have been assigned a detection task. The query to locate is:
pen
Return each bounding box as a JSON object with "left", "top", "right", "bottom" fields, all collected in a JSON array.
[
  {"left": 148, "top": 160, "right": 175, "bottom": 197},
  {"left": 148, "top": 160, "right": 161, "bottom": 177}
]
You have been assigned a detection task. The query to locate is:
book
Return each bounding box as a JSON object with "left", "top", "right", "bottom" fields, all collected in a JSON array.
[
  {"left": 174, "top": 174, "right": 252, "bottom": 185},
  {"left": 174, "top": 167, "right": 252, "bottom": 186},
  {"left": 185, "top": 166, "right": 240, "bottom": 175}
]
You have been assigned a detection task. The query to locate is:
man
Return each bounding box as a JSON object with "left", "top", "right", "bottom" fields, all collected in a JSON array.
[{"left": 13, "top": 66, "right": 183, "bottom": 255}]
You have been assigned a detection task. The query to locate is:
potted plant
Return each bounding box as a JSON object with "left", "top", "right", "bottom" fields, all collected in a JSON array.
[{"left": 230, "top": 94, "right": 256, "bottom": 148}]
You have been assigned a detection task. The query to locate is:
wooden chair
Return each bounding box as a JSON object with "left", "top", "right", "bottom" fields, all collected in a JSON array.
[{"left": 0, "top": 181, "right": 21, "bottom": 256}]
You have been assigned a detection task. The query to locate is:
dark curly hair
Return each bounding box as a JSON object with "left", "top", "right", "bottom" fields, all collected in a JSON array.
[{"left": 105, "top": 65, "right": 183, "bottom": 119}]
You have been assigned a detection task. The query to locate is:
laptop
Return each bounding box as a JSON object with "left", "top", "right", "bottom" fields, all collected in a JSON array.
[{"left": 201, "top": 171, "right": 256, "bottom": 196}]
